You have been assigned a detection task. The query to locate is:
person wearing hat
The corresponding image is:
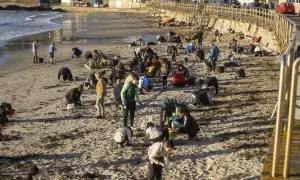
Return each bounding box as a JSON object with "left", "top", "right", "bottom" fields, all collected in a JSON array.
[
  {"left": 95, "top": 71, "right": 107, "bottom": 119},
  {"left": 148, "top": 140, "right": 175, "bottom": 180}
]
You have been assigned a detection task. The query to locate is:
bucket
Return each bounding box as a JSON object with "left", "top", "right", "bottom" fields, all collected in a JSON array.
[
  {"left": 217, "top": 66, "right": 225, "bottom": 73},
  {"left": 39, "top": 58, "right": 44, "bottom": 63}
]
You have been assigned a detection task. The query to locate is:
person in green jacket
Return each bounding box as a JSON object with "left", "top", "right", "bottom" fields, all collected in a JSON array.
[
  {"left": 121, "top": 73, "right": 144, "bottom": 127},
  {"left": 160, "top": 98, "right": 187, "bottom": 130}
]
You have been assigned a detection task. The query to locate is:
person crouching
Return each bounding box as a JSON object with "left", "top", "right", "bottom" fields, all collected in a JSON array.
[
  {"left": 148, "top": 140, "right": 175, "bottom": 180},
  {"left": 114, "top": 126, "right": 133, "bottom": 147},
  {"left": 146, "top": 122, "right": 169, "bottom": 143}
]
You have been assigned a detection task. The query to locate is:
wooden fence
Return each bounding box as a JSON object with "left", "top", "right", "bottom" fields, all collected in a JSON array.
[{"left": 147, "top": 1, "right": 295, "bottom": 53}]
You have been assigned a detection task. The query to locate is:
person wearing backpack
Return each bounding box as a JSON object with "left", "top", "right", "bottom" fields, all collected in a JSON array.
[
  {"left": 159, "top": 58, "right": 170, "bottom": 90},
  {"left": 121, "top": 73, "right": 144, "bottom": 128},
  {"left": 171, "top": 107, "right": 199, "bottom": 139},
  {"left": 138, "top": 75, "right": 153, "bottom": 93},
  {"left": 160, "top": 98, "right": 187, "bottom": 130},
  {"left": 114, "top": 126, "right": 133, "bottom": 147},
  {"left": 209, "top": 42, "right": 220, "bottom": 72}
]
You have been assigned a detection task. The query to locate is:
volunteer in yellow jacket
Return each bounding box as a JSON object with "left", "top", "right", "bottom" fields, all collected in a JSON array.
[
  {"left": 121, "top": 73, "right": 144, "bottom": 128},
  {"left": 95, "top": 71, "right": 107, "bottom": 119}
]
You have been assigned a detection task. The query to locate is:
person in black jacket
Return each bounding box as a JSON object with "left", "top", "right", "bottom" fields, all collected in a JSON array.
[
  {"left": 58, "top": 67, "right": 73, "bottom": 81},
  {"left": 0, "top": 105, "right": 9, "bottom": 125},
  {"left": 65, "top": 85, "right": 83, "bottom": 107},
  {"left": 113, "top": 79, "right": 123, "bottom": 108},
  {"left": 172, "top": 107, "right": 199, "bottom": 139},
  {"left": 71, "top": 47, "right": 82, "bottom": 58}
]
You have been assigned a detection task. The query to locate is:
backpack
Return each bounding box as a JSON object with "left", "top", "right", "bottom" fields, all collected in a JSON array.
[
  {"left": 185, "top": 77, "right": 196, "bottom": 85},
  {"left": 142, "top": 77, "right": 153, "bottom": 90},
  {"left": 114, "top": 128, "right": 126, "bottom": 143},
  {"left": 161, "top": 63, "right": 168, "bottom": 75},
  {"left": 172, "top": 72, "right": 185, "bottom": 86},
  {"left": 236, "top": 68, "right": 246, "bottom": 77},
  {"left": 147, "top": 66, "right": 156, "bottom": 77}
]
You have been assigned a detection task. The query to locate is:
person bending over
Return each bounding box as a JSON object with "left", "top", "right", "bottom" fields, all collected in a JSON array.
[
  {"left": 58, "top": 67, "right": 73, "bottom": 81},
  {"left": 160, "top": 98, "right": 187, "bottom": 130},
  {"left": 114, "top": 126, "right": 133, "bottom": 147},
  {"left": 148, "top": 140, "right": 175, "bottom": 180},
  {"left": 146, "top": 122, "right": 169, "bottom": 143},
  {"left": 65, "top": 85, "right": 83, "bottom": 107}
]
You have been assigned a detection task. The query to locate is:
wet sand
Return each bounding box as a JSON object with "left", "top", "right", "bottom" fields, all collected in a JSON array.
[{"left": 0, "top": 12, "right": 278, "bottom": 179}]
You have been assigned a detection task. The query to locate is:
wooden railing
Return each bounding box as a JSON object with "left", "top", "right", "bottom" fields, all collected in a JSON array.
[
  {"left": 147, "top": 1, "right": 295, "bottom": 53},
  {"left": 147, "top": 1, "right": 297, "bottom": 178}
]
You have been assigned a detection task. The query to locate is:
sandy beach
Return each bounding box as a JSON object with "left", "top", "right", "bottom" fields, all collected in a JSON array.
[{"left": 0, "top": 12, "right": 278, "bottom": 179}]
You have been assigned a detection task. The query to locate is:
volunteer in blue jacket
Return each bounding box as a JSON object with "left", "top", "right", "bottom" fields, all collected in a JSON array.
[
  {"left": 121, "top": 73, "right": 144, "bottom": 128},
  {"left": 209, "top": 42, "right": 220, "bottom": 72}
]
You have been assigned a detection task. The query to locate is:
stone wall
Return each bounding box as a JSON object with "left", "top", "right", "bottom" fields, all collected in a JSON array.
[{"left": 162, "top": 9, "right": 278, "bottom": 51}]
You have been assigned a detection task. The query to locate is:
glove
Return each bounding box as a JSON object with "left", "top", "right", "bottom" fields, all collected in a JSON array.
[
  {"left": 122, "top": 100, "right": 127, "bottom": 107},
  {"left": 139, "top": 102, "right": 144, "bottom": 107},
  {"left": 159, "top": 162, "right": 165, "bottom": 167}
]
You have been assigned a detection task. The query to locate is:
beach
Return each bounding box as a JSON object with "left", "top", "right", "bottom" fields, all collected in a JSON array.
[{"left": 0, "top": 11, "right": 278, "bottom": 179}]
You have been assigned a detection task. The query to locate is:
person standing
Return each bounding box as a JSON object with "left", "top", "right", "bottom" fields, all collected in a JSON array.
[
  {"left": 209, "top": 42, "right": 220, "bottom": 72},
  {"left": 159, "top": 58, "right": 170, "bottom": 90},
  {"left": 32, "top": 40, "right": 39, "bottom": 64},
  {"left": 49, "top": 42, "right": 57, "bottom": 64},
  {"left": 121, "top": 73, "right": 144, "bottom": 128},
  {"left": 148, "top": 140, "right": 175, "bottom": 180},
  {"left": 95, "top": 72, "right": 107, "bottom": 119},
  {"left": 196, "top": 29, "right": 203, "bottom": 48}
]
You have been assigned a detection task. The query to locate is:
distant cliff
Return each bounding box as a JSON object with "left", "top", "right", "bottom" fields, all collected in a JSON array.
[{"left": 0, "top": 0, "right": 40, "bottom": 7}]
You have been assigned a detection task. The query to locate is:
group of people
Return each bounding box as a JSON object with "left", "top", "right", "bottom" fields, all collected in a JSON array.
[
  {"left": 56, "top": 28, "right": 225, "bottom": 179},
  {"left": 17, "top": 27, "right": 229, "bottom": 179},
  {"left": 32, "top": 40, "right": 57, "bottom": 64}
]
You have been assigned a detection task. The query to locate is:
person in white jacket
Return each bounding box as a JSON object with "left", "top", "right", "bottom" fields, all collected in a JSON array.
[
  {"left": 148, "top": 140, "right": 175, "bottom": 180},
  {"left": 113, "top": 126, "right": 133, "bottom": 147}
]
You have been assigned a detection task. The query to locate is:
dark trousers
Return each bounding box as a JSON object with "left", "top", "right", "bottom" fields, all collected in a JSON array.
[
  {"left": 160, "top": 108, "right": 172, "bottom": 130},
  {"left": 171, "top": 51, "right": 176, "bottom": 61},
  {"left": 148, "top": 163, "right": 163, "bottom": 180},
  {"left": 211, "top": 60, "right": 216, "bottom": 72},
  {"left": 33, "top": 52, "right": 38, "bottom": 64},
  {"left": 162, "top": 76, "right": 167, "bottom": 89},
  {"left": 123, "top": 101, "right": 136, "bottom": 127},
  {"left": 151, "top": 128, "right": 169, "bottom": 142}
]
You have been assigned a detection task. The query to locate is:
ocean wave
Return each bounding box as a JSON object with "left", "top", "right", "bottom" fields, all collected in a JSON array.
[
  {"left": 0, "top": 11, "right": 61, "bottom": 26},
  {"left": 0, "top": 11, "right": 64, "bottom": 48}
]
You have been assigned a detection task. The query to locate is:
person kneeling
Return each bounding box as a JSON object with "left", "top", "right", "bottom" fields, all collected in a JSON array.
[
  {"left": 146, "top": 122, "right": 169, "bottom": 143},
  {"left": 114, "top": 126, "right": 133, "bottom": 147},
  {"left": 171, "top": 107, "right": 199, "bottom": 139},
  {"left": 65, "top": 85, "right": 83, "bottom": 108},
  {"left": 138, "top": 75, "right": 153, "bottom": 94}
]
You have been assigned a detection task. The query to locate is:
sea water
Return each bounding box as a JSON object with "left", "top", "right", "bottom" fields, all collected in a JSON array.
[{"left": 0, "top": 10, "right": 63, "bottom": 48}]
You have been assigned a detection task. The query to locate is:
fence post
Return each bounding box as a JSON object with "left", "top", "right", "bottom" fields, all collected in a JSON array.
[{"left": 272, "top": 54, "right": 287, "bottom": 177}]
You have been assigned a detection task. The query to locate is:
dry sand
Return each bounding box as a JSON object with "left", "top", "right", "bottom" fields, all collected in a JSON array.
[{"left": 0, "top": 12, "right": 278, "bottom": 179}]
